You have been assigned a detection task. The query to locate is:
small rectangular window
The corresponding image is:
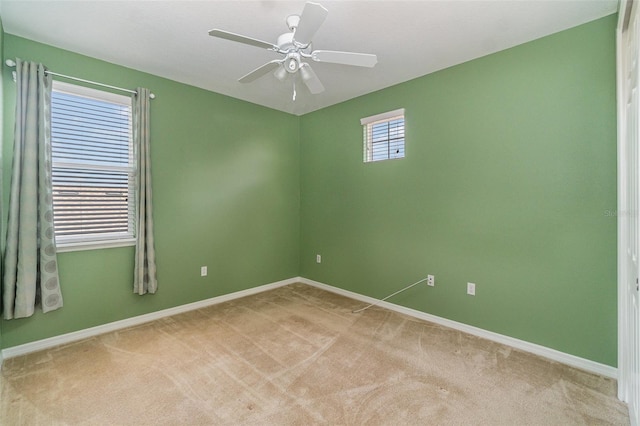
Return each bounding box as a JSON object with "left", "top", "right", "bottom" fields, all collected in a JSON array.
[
  {"left": 361, "top": 108, "right": 405, "bottom": 163},
  {"left": 51, "top": 81, "right": 135, "bottom": 250}
]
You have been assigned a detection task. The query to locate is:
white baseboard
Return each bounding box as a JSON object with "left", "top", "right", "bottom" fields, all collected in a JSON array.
[
  {"left": 2, "top": 276, "right": 617, "bottom": 380},
  {"left": 299, "top": 277, "right": 618, "bottom": 379},
  {"left": 1, "top": 277, "right": 297, "bottom": 361}
]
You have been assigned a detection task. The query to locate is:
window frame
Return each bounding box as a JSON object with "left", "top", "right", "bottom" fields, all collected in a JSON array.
[
  {"left": 361, "top": 108, "right": 405, "bottom": 163},
  {"left": 51, "top": 80, "right": 136, "bottom": 253}
]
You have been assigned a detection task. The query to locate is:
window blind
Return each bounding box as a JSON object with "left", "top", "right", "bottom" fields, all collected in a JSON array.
[
  {"left": 362, "top": 109, "right": 405, "bottom": 162},
  {"left": 51, "top": 82, "right": 135, "bottom": 243}
]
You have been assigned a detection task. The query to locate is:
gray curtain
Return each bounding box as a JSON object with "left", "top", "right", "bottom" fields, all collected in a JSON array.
[
  {"left": 3, "top": 59, "right": 62, "bottom": 319},
  {"left": 133, "top": 88, "right": 157, "bottom": 295}
]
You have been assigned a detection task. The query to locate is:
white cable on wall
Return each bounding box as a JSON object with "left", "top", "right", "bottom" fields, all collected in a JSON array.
[{"left": 352, "top": 277, "right": 429, "bottom": 314}]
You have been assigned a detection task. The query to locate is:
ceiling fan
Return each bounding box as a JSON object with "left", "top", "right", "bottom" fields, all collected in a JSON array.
[{"left": 209, "top": 1, "right": 377, "bottom": 98}]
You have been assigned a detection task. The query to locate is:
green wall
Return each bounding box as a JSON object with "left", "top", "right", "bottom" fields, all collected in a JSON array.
[
  {"left": 1, "top": 35, "right": 300, "bottom": 348},
  {"left": 300, "top": 16, "right": 617, "bottom": 366},
  {"left": 0, "top": 15, "right": 618, "bottom": 367}
]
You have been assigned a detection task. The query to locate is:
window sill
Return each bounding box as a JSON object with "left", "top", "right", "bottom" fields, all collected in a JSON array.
[{"left": 56, "top": 238, "right": 136, "bottom": 253}]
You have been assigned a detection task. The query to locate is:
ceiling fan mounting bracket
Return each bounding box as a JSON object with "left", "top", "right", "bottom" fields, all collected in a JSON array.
[{"left": 286, "top": 15, "right": 300, "bottom": 32}]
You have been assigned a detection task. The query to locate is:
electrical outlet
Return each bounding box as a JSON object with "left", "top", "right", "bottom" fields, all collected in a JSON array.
[
  {"left": 427, "top": 275, "right": 435, "bottom": 286},
  {"left": 467, "top": 282, "right": 475, "bottom": 296},
  {"left": 200, "top": 266, "right": 208, "bottom": 277},
  {"left": 316, "top": 254, "right": 322, "bottom": 263}
]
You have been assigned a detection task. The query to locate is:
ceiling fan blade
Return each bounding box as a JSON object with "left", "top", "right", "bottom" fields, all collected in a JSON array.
[
  {"left": 293, "top": 2, "right": 328, "bottom": 46},
  {"left": 299, "top": 63, "right": 325, "bottom": 94},
  {"left": 312, "top": 50, "right": 378, "bottom": 68},
  {"left": 209, "top": 29, "right": 278, "bottom": 51},
  {"left": 239, "top": 60, "right": 282, "bottom": 83}
]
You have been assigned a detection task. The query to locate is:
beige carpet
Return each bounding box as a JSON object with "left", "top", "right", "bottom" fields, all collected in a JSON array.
[{"left": 0, "top": 283, "right": 629, "bottom": 425}]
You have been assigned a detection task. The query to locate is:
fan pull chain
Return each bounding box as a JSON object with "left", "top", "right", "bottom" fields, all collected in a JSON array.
[{"left": 293, "top": 81, "right": 297, "bottom": 101}]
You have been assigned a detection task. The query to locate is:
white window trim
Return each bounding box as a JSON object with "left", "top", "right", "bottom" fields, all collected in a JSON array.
[
  {"left": 53, "top": 80, "right": 131, "bottom": 106},
  {"left": 360, "top": 108, "right": 405, "bottom": 126},
  {"left": 362, "top": 108, "right": 406, "bottom": 163},
  {"left": 56, "top": 238, "right": 136, "bottom": 253}
]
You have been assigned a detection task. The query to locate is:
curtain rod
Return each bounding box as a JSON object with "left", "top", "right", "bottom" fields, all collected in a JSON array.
[{"left": 5, "top": 59, "right": 155, "bottom": 99}]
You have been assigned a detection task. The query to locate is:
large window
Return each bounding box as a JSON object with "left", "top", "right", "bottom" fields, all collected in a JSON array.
[
  {"left": 361, "top": 108, "right": 405, "bottom": 162},
  {"left": 51, "top": 81, "right": 135, "bottom": 251}
]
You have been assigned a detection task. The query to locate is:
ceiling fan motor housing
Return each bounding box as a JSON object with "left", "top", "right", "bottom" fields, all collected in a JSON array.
[{"left": 277, "top": 32, "right": 295, "bottom": 51}]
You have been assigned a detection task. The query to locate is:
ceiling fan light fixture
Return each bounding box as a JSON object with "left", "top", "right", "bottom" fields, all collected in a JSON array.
[
  {"left": 299, "top": 63, "right": 312, "bottom": 82},
  {"left": 274, "top": 65, "right": 288, "bottom": 81},
  {"left": 299, "top": 63, "right": 324, "bottom": 94}
]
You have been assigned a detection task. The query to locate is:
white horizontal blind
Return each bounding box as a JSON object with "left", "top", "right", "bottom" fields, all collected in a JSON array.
[
  {"left": 51, "top": 81, "right": 135, "bottom": 244},
  {"left": 362, "top": 109, "right": 405, "bottom": 162}
]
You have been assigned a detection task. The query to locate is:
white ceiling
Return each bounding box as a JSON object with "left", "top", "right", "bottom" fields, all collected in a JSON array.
[{"left": 0, "top": 0, "right": 618, "bottom": 116}]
